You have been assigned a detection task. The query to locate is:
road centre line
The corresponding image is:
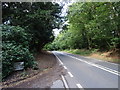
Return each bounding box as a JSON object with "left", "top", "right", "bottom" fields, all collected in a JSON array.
[
  {"left": 68, "top": 72, "right": 74, "bottom": 77},
  {"left": 54, "top": 54, "right": 84, "bottom": 90},
  {"left": 65, "top": 54, "right": 120, "bottom": 76},
  {"left": 63, "top": 66, "right": 67, "bottom": 69},
  {"left": 53, "top": 52, "right": 84, "bottom": 89}
]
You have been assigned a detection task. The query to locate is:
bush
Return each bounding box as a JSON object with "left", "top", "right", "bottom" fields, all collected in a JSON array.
[
  {"left": 64, "top": 49, "right": 93, "bottom": 56},
  {"left": 111, "top": 38, "right": 120, "bottom": 49},
  {"left": 2, "top": 24, "right": 32, "bottom": 47},
  {"left": 1, "top": 25, "right": 35, "bottom": 79},
  {"left": 2, "top": 42, "right": 35, "bottom": 78}
]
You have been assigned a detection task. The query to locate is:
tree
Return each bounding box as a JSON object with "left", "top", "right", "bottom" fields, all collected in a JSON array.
[
  {"left": 2, "top": 2, "right": 62, "bottom": 51},
  {"left": 46, "top": 2, "right": 120, "bottom": 51},
  {"left": 2, "top": 2, "right": 63, "bottom": 79}
]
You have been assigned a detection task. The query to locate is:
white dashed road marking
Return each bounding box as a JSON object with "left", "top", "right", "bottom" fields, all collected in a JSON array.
[
  {"left": 53, "top": 52, "right": 84, "bottom": 89},
  {"left": 76, "top": 84, "right": 83, "bottom": 88},
  {"left": 63, "top": 66, "right": 67, "bottom": 69},
  {"left": 68, "top": 72, "right": 74, "bottom": 77}
]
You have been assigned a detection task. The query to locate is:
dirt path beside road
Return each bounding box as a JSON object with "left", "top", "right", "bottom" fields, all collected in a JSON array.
[{"left": 2, "top": 51, "right": 66, "bottom": 88}]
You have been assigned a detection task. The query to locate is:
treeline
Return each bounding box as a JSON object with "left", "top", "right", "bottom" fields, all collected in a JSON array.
[
  {"left": 45, "top": 2, "right": 120, "bottom": 51},
  {"left": 2, "top": 2, "right": 62, "bottom": 79}
]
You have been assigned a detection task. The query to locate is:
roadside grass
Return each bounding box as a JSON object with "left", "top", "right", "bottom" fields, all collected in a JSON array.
[
  {"left": 61, "top": 49, "right": 120, "bottom": 64},
  {"left": 63, "top": 49, "right": 93, "bottom": 56}
]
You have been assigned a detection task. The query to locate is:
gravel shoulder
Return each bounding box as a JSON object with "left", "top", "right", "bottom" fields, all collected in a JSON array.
[{"left": 1, "top": 51, "right": 66, "bottom": 88}]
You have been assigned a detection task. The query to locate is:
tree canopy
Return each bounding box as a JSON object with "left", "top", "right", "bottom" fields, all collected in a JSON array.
[
  {"left": 2, "top": 2, "right": 62, "bottom": 80},
  {"left": 2, "top": 2, "right": 62, "bottom": 51},
  {"left": 45, "top": 2, "right": 120, "bottom": 51}
]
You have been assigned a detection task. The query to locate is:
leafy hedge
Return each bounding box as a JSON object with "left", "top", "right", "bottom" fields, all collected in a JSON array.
[
  {"left": 2, "top": 43, "right": 35, "bottom": 78},
  {"left": 1, "top": 25, "right": 35, "bottom": 79},
  {"left": 2, "top": 25, "right": 32, "bottom": 47}
]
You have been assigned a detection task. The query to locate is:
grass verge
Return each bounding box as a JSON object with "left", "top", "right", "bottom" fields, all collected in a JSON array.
[{"left": 62, "top": 49, "right": 120, "bottom": 64}]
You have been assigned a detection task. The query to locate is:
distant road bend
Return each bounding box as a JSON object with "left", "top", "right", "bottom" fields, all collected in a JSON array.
[{"left": 52, "top": 51, "right": 120, "bottom": 88}]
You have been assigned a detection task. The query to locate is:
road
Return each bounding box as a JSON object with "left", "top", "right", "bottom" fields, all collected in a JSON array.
[{"left": 52, "top": 51, "right": 120, "bottom": 89}]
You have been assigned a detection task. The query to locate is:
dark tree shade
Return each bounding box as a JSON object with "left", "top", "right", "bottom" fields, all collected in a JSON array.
[{"left": 2, "top": 2, "right": 62, "bottom": 51}]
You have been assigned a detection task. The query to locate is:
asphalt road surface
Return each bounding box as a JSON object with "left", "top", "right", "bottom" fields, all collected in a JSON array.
[{"left": 52, "top": 51, "right": 120, "bottom": 89}]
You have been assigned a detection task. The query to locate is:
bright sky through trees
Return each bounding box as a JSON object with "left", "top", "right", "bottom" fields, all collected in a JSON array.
[
  {"left": 53, "top": 0, "right": 74, "bottom": 36},
  {"left": 45, "top": 2, "right": 120, "bottom": 51}
]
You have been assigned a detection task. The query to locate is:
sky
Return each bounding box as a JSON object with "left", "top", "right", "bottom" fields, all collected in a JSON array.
[{"left": 53, "top": 0, "right": 75, "bottom": 37}]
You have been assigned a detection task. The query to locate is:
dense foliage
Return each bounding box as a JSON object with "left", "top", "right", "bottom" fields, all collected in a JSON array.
[
  {"left": 2, "top": 25, "right": 35, "bottom": 79},
  {"left": 2, "top": 25, "right": 32, "bottom": 47},
  {"left": 45, "top": 2, "right": 120, "bottom": 51},
  {"left": 2, "top": 2, "right": 62, "bottom": 51},
  {"left": 2, "top": 2, "right": 62, "bottom": 79}
]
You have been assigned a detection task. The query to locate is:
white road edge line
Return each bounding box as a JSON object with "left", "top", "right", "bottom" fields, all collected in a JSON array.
[
  {"left": 68, "top": 72, "right": 74, "bottom": 77},
  {"left": 65, "top": 54, "right": 120, "bottom": 76},
  {"left": 76, "top": 84, "right": 83, "bottom": 88},
  {"left": 85, "top": 57, "right": 118, "bottom": 66},
  {"left": 63, "top": 51, "right": 119, "bottom": 66},
  {"left": 53, "top": 53, "right": 63, "bottom": 65},
  {"left": 61, "top": 75, "right": 69, "bottom": 89}
]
